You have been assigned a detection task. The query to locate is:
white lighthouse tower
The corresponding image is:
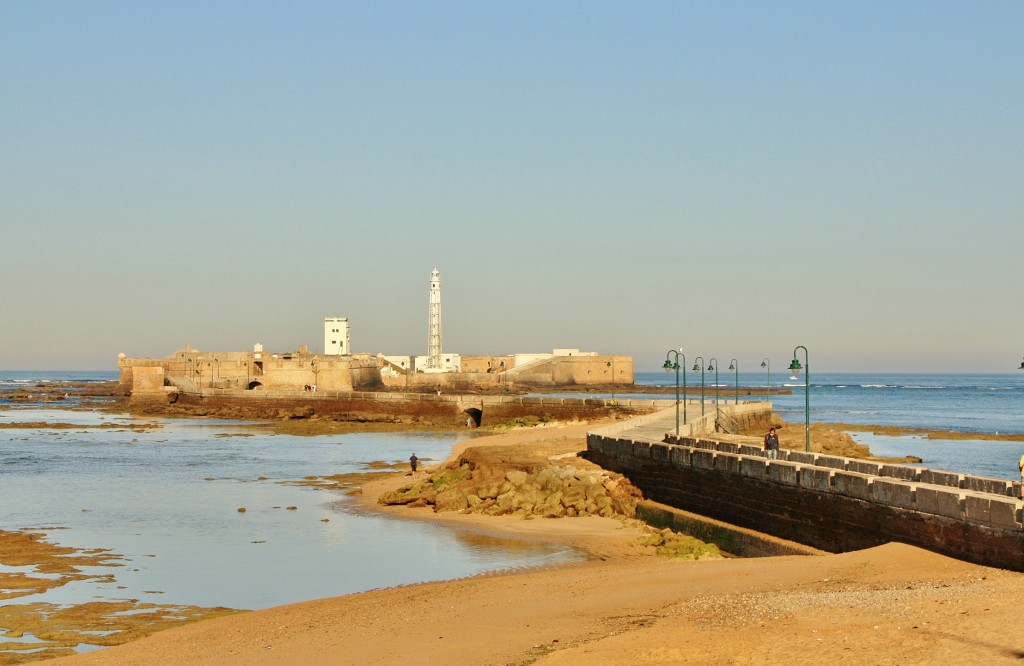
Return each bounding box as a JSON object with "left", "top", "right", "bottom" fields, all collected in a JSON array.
[{"left": 427, "top": 268, "right": 442, "bottom": 369}]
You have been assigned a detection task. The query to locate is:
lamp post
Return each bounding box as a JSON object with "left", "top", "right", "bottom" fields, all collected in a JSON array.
[
  {"left": 311, "top": 356, "right": 319, "bottom": 390},
  {"left": 788, "top": 346, "right": 810, "bottom": 453},
  {"left": 500, "top": 360, "right": 507, "bottom": 395},
  {"left": 728, "top": 358, "right": 739, "bottom": 404},
  {"left": 707, "top": 357, "right": 720, "bottom": 420},
  {"left": 761, "top": 358, "right": 770, "bottom": 401},
  {"left": 606, "top": 360, "right": 616, "bottom": 403},
  {"left": 662, "top": 348, "right": 686, "bottom": 437},
  {"left": 691, "top": 357, "right": 706, "bottom": 417}
]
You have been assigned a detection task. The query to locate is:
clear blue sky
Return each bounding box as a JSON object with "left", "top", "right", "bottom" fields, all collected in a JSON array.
[{"left": 2, "top": 2, "right": 1021, "bottom": 372}]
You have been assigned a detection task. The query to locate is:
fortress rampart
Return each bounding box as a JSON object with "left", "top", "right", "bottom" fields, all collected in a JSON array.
[
  {"left": 121, "top": 349, "right": 634, "bottom": 401},
  {"left": 380, "top": 354, "right": 634, "bottom": 390},
  {"left": 176, "top": 390, "right": 667, "bottom": 424},
  {"left": 587, "top": 427, "right": 1024, "bottom": 571},
  {"left": 119, "top": 349, "right": 384, "bottom": 396}
]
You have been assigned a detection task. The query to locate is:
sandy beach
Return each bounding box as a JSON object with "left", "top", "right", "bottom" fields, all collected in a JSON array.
[{"left": 47, "top": 421, "right": 1024, "bottom": 665}]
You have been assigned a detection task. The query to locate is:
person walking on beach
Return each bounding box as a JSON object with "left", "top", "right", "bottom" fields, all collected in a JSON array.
[
  {"left": 764, "top": 428, "right": 779, "bottom": 460},
  {"left": 409, "top": 453, "right": 418, "bottom": 473}
]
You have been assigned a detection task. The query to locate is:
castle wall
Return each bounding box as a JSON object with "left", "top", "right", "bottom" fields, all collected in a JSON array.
[
  {"left": 516, "top": 355, "right": 634, "bottom": 386},
  {"left": 458, "top": 355, "right": 513, "bottom": 374},
  {"left": 131, "top": 366, "right": 165, "bottom": 393},
  {"left": 119, "top": 349, "right": 383, "bottom": 395},
  {"left": 377, "top": 354, "right": 635, "bottom": 389}
]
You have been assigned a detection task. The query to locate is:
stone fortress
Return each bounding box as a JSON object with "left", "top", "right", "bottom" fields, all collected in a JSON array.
[{"left": 119, "top": 268, "right": 633, "bottom": 399}]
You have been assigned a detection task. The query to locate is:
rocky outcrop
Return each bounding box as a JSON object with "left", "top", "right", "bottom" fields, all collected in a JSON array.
[{"left": 379, "top": 457, "right": 643, "bottom": 519}]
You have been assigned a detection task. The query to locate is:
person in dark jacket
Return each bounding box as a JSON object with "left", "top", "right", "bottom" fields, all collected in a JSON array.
[
  {"left": 409, "top": 453, "right": 418, "bottom": 473},
  {"left": 764, "top": 428, "right": 779, "bottom": 460}
]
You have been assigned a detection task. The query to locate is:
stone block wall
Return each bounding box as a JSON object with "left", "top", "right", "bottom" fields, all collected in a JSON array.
[
  {"left": 183, "top": 392, "right": 659, "bottom": 426},
  {"left": 131, "top": 366, "right": 165, "bottom": 393},
  {"left": 586, "top": 432, "right": 1024, "bottom": 571}
]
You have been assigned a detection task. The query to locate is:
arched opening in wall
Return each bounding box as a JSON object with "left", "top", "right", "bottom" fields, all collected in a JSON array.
[
  {"left": 464, "top": 407, "right": 482, "bottom": 427},
  {"left": 247, "top": 381, "right": 263, "bottom": 390}
]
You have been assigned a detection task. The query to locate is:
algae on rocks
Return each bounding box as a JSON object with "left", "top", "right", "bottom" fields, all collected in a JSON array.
[
  {"left": 378, "top": 458, "right": 642, "bottom": 520},
  {"left": 638, "top": 528, "right": 723, "bottom": 560}
]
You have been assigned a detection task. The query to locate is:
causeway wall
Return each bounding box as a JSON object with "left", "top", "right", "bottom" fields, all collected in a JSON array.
[
  {"left": 587, "top": 430, "right": 1024, "bottom": 571},
  {"left": 179, "top": 390, "right": 670, "bottom": 425}
]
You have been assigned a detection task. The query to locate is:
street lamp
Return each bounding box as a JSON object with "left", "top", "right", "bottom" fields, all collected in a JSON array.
[
  {"left": 606, "top": 360, "right": 616, "bottom": 403},
  {"left": 500, "top": 360, "right": 507, "bottom": 395},
  {"left": 761, "top": 358, "right": 770, "bottom": 401},
  {"left": 662, "top": 348, "right": 687, "bottom": 437},
  {"left": 728, "top": 358, "right": 739, "bottom": 404},
  {"left": 788, "top": 346, "right": 810, "bottom": 453},
  {"left": 691, "top": 357, "right": 706, "bottom": 417},
  {"left": 707, "top": 358, "right": 720, "bottom": 420},
  {"left": 311, "top": 356, "right": 319, "bottom": 390}
]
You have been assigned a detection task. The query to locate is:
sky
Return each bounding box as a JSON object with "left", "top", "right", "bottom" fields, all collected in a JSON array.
[{"left": 2, "top": 1, "right": 1022, "bottom": 373}]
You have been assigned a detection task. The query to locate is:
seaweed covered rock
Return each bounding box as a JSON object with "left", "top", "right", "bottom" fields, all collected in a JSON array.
[
  {"left": 378, "top": 465, "right": 471, "bottom": 506},
  {"left": 638, "top": 528, "right": 723, "bottom": 560},
  {"left": 378, "top": 454, "right": 642, "bottom": 520}
]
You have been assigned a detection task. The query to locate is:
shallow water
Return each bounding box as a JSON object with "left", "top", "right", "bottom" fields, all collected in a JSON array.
[
  {"left": 849, "top": 431, "right": 1024, "bottom": 481},
  {"left": 0, "top": 409, "right": 580, "bottom": 613}
]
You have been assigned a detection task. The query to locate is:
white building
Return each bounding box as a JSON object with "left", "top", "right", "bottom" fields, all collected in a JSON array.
[
  {"left": 324, "top": 317, "right": 350, "bottom": 356},
  {"left": 414, "top": 353, "right": 461, "bottom": 373}
]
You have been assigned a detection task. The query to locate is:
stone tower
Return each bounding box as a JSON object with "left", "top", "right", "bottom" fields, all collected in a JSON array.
[
  {"left": 324, "top": 317, "right": 349, "bottom": 356},
  {"left": 427, "top": 268, "right": 442, "bottom": 369}
]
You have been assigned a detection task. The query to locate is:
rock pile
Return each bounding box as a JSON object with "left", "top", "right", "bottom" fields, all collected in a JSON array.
[{"left": 379, "top": 460, "right": 643, "bottom": 519}]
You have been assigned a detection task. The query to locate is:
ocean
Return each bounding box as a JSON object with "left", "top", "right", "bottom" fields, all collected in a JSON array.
[
  {"left": 634, "top": 370, "right": 1024, "bottom": 480},
  {"left": 2, "top": 369, "right": 1023, "bottom": 655},
  {"left": 635, "top": 370, "right": 1024, "bottom": 434}
]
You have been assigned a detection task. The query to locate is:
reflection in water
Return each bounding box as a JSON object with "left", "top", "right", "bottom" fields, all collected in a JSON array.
[{"left": 451, "top": 528, "right": 570, "bottom": 558}]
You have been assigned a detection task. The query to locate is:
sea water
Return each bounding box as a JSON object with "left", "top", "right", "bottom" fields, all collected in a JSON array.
[
  {"left": 0, "top": 372, "right": 578, "bottom": 619},
  {"left": 633, "top": 370, "right": 1024, "bottom": 480}
]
